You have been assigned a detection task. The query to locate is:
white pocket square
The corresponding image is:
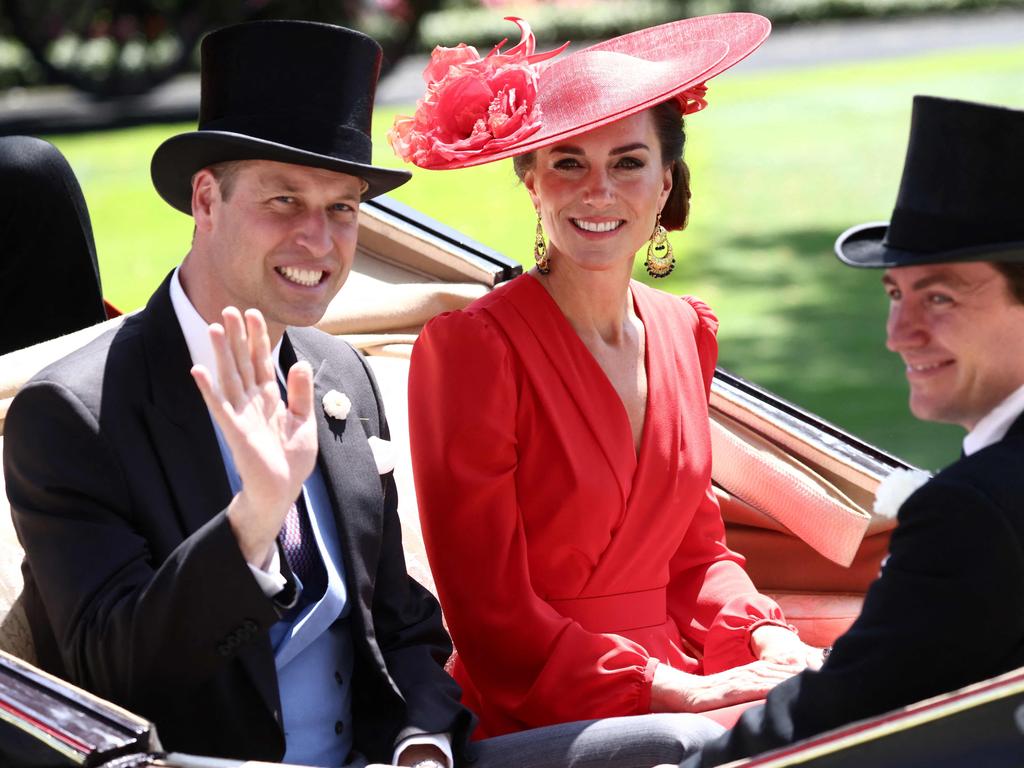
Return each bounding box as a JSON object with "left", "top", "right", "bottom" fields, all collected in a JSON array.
[{"left": 367, "top": 436, "right": 396, "bottom": 475}]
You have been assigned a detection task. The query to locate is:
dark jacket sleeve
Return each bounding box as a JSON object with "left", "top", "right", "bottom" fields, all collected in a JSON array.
[
  {"left": 681, "top": 475, "right": 1024, "bottom": 766},
  {"left": 4, "top": 378, "right": 281, "bottom": 713}
]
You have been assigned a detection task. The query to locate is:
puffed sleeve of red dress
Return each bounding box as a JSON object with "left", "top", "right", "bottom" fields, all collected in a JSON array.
[{"left": 409, "top": 277, "right": 791, "bottom": 738}]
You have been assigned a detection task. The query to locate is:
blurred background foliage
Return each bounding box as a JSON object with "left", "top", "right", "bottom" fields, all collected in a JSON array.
[
  {"left": 421, "top": 0, "right": 1024, "bottom": 49},
  {"left": 0, "top": 0, "right": 442, "bottom": 94},
  {"left": 0, "top": 0, "right": 1021, "bottom": 91}
]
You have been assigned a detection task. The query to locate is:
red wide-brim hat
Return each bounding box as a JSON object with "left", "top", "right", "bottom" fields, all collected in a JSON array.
[{"left": 389, "top": 13, "right": 770, "bottom": 171}]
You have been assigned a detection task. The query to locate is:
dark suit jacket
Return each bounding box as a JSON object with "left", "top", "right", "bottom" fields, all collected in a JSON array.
[
  {"left": 3, "top": 274, "right": 473, "bottom": 762},
  {"left": 681, "top": 413, "right": 1024, "bottom": 766}
]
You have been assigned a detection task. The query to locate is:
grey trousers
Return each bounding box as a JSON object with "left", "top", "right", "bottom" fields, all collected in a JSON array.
[
  {"left": 472, "top": 713, "right": 725, "bottom": 768},
  {"left": 350, "top": 712, "right": 722, "bottom": 768}
]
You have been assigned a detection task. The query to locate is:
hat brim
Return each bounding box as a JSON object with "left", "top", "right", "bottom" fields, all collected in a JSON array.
[
  {"left": 410, "top": 13, "right": 770, "bottom": 171},
  {"left": 835, "top": 221, "right": 1024, "bottom": 268},
  {"left": 583, "top": 12, "right": 770, "bottom": 89},
  {"left": 151, "top": 131, "right": 411, "bottom": 215}
]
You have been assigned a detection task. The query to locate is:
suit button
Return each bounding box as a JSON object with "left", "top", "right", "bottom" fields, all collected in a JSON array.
[
  {"left": 335, "top": 721, "right": 345, "bottom": 734},
  {"left": 334, "top": 671, "right": 343, "bottom": 685}
]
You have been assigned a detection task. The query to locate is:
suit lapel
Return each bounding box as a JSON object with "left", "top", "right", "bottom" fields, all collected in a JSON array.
[
  {"left": 1004, "top": 411, "right": 1024, "bottom": 441},
  {"left": 139, "top": 275, "right": 233, "bottom": 535},
  {"left": 284, "top": 332, "right": 385, "bottom": 609}
]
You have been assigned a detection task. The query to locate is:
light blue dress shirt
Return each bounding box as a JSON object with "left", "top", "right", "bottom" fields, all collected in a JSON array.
[{"left": 215, "top": 427, "right": 355, "bottom": 766}]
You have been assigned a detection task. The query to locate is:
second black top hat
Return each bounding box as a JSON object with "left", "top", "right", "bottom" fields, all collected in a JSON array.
[{"left": 836, "top": 95, "right": 1024, "bottom": 268}]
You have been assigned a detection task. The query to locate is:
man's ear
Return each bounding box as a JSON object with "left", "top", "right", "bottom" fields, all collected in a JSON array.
[{"left": 191, "top": 169, "right": 218, "bottom": 231}]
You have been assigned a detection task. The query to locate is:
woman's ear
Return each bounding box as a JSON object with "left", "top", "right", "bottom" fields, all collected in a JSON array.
[
  {"left": 658, "top": 162, "right": 673, "bottom": 213},
  {"left": 523, "top": 169, "right": 541, "bottom": 211}
]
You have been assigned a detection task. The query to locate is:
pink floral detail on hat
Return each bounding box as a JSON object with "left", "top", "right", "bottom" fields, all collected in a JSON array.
[
  {"left": 676, "top": 83, "right": 709, "bottom": 115},
  {"left": 388, "top": 17, "right": 568, "bottom": 169}
]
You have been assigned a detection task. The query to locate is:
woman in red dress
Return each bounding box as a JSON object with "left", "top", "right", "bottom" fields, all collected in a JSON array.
[{"left": 393, "top": 14, "right": 823, "bottom": 740}]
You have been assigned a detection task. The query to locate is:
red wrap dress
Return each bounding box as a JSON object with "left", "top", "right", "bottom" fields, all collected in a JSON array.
[{"left": 409, "top": 274, "right": 789, "bottom": 738}]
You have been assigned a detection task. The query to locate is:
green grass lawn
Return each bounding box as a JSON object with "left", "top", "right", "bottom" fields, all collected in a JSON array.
[{"left": 47, "top": 43, "right": 1024, "bottom": 469}]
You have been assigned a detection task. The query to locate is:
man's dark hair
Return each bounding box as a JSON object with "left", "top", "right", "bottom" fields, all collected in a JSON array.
[
  {"left": 994, "top": 262, "right": 1024, "bottom": 304},
  {"left": 512, "top": 100, "right": 691, "bottom": 231},
  {"left": 206, "top": 160, "right": 247, "bottom": 201}
]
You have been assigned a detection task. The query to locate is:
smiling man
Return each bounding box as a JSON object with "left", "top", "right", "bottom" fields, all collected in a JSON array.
[
  {"left": 2, "top": 19, "right": 474, "bottom": 768},
  {"left": 676, "top": 96, "right": 1024, "bottom": 767},
  {"left": 4, "top": 19, "right": 725, "bottom": 768},
  {"left": 882, "top": 263, "right": 1024, "bottom": 431}
]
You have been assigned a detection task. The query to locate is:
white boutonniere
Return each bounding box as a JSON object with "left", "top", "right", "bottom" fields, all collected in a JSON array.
[
  {"left": 322, "top": 390, "right": 352, "bottom": 420},
  {"left": 873, "top": 468, "right": 933, "bottom": 519},
  {"left": 367, "top": 436, "right": 396, "bottom": 475}
]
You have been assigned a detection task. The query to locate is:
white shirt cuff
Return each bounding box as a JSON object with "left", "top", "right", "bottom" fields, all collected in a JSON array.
[
  {"left": 246, "top": 547, "right": 288, "bottom": 597},
  {"left": 393, "top": 732, "right": 453, "bottom": 768}
]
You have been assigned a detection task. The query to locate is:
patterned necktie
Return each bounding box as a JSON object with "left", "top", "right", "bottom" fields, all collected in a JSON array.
[
  {"left": 276, "top": 375, "right": 327, "bottom": 602},
  {"left": 279, "top": 493, "right": 326, "bottom": 601}
]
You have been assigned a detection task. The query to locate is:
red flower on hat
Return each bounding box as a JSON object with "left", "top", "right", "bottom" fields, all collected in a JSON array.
[
  {"left": 388, "top": 17, "right": 568, "bottom": 169},
  {"left": 676, "top": 82, "right": 709, "bottom": 115}
]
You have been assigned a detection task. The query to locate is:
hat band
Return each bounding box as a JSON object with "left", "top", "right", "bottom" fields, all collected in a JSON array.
[
  {"left": 885, "top": 206, "right": 1024, "bottom": 253},
  {"left": 200, "top": 114, "right": 373, "bottom": 165}
]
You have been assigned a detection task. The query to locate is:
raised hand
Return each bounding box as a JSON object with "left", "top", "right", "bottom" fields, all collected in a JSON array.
[{"left": 191, "top": 307, "right": 318, "bottom": 566}]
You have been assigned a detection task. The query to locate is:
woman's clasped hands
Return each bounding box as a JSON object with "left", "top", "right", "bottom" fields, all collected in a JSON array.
[{"left": 651, "top": 626, "right": 823, "bottom": 714}]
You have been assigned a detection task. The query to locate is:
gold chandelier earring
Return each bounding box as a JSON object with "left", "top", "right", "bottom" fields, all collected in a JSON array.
[
  {"left": 533, "top": 214, "right": 551, "bottom": 274},
  {"left": 645, "top": 214, "right": 674, "bottom": 278}
]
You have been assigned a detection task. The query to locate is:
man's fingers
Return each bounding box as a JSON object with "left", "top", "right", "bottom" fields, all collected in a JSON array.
[
  {"left": 223, "top": 307, "right": 256, "bottom": 393},
  {"left": 209, "top": 323, "right": 244, "bottom": 404},
  {"left": 286, "top": 361, "right": 315, "bottom": 421},
  {"left": 191, "top": 365, "right": 230, "bottom": 427},
  {"left": 246, "top": 309, "right": 276, "bottom": 387},
  {"left": 191, "top": 364, "right": 216, "bottom": 404}
]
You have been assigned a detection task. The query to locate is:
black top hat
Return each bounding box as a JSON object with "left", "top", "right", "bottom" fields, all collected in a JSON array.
[
  {"left": 836, "top": 96, "right": 1024, "bottom": 268},
  {"left": 151, "top": 20, "right": 410, "bottom": 215}
]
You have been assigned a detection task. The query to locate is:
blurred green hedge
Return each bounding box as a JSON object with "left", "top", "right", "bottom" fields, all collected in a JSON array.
[
  {"left": 419, "top": 0, "right": 1023, "bottom": 50},
  {"left": 0, "top": 35, "right": 38, "bottom": 89},
  {"left": 0, "top": 0, "right": 1019, "bottom": 91}
]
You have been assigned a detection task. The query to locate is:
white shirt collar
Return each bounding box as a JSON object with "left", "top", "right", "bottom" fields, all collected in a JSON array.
[
  {"left": 169, "top": 267, "right": 285, "bottom": 381},
  {"left": 963, "top": 383, "right": 1024, "bottom": 456}
]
